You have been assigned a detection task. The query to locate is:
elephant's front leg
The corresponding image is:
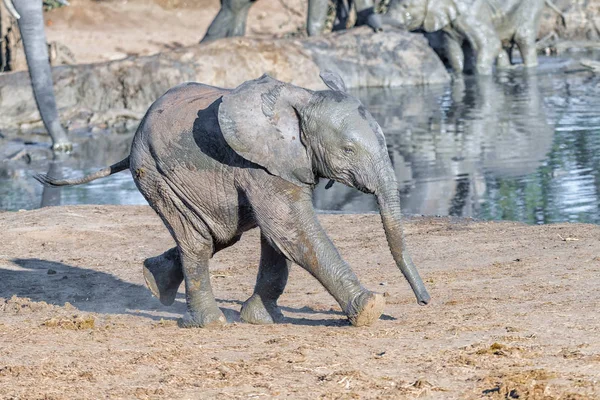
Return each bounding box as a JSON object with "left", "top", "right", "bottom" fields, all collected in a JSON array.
[
  {"left": 444, "top": 34, "right": 465, "bottom": 74},
  {"left": 240, "top": 233, "right": 290, "bottom": 324},
  {"left": 514, "top": 29, "right": 539, "bottom": 68},
  {"left": 249, "top": 184, "right": 385, "bottom": 327},
  {"left": 454, "top": 17, "right": 501, "bottom": 75},
  {"left": 307, "top": 0, "right": 330, "bottom": 36}
]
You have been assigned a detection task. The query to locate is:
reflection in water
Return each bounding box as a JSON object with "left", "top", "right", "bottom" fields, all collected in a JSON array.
[
  {"left": 2, "top": 57, "right": 600, "bottom": 224},
  {"left": 315, "top": 59, "right": 600, "bottom": 224},
  {"left": 0, "top": 133, "right": 145, "bottom": 210}
]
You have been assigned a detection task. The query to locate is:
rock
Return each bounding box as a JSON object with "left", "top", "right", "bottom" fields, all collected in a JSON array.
[{"left": 0, "top": 27, "right": 448, "bottom": 132}]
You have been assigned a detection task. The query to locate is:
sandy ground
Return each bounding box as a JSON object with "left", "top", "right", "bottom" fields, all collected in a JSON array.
[
  {"left": 0, "top": 205, "right": 598, "bottom": 398},
  {"left": 42, "top": 0, "right": 307, "bottom": 65}
]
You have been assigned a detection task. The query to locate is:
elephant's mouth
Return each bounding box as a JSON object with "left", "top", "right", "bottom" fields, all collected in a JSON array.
[
  {"left": 343, "top": 174, "right": 372, "bottom": 194},
  {"left": 352, "top": 179, "right": 371, "bottom": 194}
]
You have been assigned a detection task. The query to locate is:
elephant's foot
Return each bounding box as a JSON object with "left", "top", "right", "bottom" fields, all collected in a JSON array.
[
  {"left": 178, "top": 308, "right": 227, "bottom": 328},
  {"left": 143, "top": 247, "right": 184, "bottom": 306},
  {"left": 346, "top": 291, "right": 385, "bottom": 327},
  {"left": 475, "top": 64, "right": 494, "bottom": 75},
  {"left": 51, "top": 141, "right": 73, "bottom": 152},
  {"left": 240, "top": 294, "right": 284, "bottom": 325}
]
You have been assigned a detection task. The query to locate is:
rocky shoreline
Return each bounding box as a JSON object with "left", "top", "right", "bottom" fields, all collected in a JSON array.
[{"left": 0, "top": 28, "right": 448, "bottom": 136}]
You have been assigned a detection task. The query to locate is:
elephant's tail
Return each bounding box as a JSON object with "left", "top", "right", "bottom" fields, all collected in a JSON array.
[{"left": 34, "top": 156, "right": 130, "bottom": 187}]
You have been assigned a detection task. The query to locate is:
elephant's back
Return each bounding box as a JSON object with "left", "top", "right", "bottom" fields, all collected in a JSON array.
[{"left": 135, "top": 82, "right": 230, "bottom": 154}]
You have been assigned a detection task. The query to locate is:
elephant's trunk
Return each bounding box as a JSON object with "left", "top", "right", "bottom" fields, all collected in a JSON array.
[
  {"left": 13, "top": 0, "right": 71, "bottom": 150},
  {"left": 375, "top": 173, "right": 430, "bottom": 305}
]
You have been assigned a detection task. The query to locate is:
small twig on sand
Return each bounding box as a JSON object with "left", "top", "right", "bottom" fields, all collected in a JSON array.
[{"left": 558, "top": 234, "right": 579, "bottom": 241}]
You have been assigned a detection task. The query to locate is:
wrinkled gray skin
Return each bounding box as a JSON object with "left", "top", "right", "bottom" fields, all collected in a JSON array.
[
  {"left": 36, "top": 71, "right": 430, "bottom": 328},
  {"left": 385, "top": 0, "right": 551, "bottom": 74},
  {"left": 201, "top": 0, "right": 382, "bottom": 43},
  {"left": 4, "top": 0, "right": 71, "bottom": 150}
]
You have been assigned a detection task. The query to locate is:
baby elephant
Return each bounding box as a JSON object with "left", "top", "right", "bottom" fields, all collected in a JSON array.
[{"left": 36, "top": 71, "right": 430, "bottom": 328}]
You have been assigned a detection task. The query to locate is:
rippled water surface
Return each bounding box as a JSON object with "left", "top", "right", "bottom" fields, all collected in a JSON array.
[{"left": 2, "top": 55, "right": 600, "bottom": 224}]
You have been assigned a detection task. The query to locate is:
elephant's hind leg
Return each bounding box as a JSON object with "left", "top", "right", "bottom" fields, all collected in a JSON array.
[
  {"left": 141, "top": 179, "right": 226, "bottom": 328},
  {"left": 240, "top": 233, "right": 290, "bottom": 324},
  {"left": 143, "top": 247, "right": 183, "bottom": 306},
  {"left": 177, "top": 243, "right": 226, "bottom": 328}
]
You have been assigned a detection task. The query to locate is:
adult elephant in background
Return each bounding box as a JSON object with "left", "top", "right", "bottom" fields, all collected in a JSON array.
[
  {"left": 2, "top": 0, "right": 71, "bottom": 150},
  {"left": 201, "top": 0, "right": 383, "bottom": 43},
  {"left": 383, "top": 0, "right": 563, "bottom": 74}
]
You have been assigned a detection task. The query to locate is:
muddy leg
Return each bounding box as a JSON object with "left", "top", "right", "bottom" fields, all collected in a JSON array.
[
  {"left": 251, "top": 188, "right": 385, "bottom": 327},
  {"left": 143, "top": 247, "right": 184, "bottom": 306},
  {"left": 178, "top": 243, "right": 226, "bottom": 328},
  {"left": 240, "top": 233, "right": 290, "bottom": 324}
]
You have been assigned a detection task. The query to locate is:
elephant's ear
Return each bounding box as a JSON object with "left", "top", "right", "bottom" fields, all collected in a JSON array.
[
  {"left": 423, "top": 0, "right": 459, "bottom": 32},
  {"left": 218, "top": 74, "right": 315, "bottom": 186},
  {"left": 320, "top": 70, "right": 347, "bottom": 92}
]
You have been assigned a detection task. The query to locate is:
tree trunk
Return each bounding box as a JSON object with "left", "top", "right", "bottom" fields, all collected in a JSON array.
[{"left": 12, "top": 0, "right": 70, "bottom": 149}]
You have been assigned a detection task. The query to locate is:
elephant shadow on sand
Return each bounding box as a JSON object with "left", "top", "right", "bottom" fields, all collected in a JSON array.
[{"left": 1, "top": 258, "right": 351, "bottom": 326}]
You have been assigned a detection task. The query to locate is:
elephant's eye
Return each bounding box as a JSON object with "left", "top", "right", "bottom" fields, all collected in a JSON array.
[{"left": 343, "top": 145, "right": 355, "bottom": 155}]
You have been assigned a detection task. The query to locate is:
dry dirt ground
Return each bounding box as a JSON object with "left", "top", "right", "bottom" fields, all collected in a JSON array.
[
  {"left": 42, "top": 0, "right": 307, "bottom": 65},
  {"left": 0, "top": 205, "right": 599, "bottom": 398}
]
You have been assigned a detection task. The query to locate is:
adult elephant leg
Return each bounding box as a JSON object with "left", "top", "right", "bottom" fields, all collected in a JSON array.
[
  {"left": 496, "top": 44, "right": 513, "bottom": 69},
  {"left": 332, "top": 0, "right": 350, "bottom": 31},
  {"left": 11, "top": 0, "right": 71, "bottom": 150},
  {"left": 474, "top": 35, "right": 501, "bottom": 74},
  {"left": 354, "top": 0, "right": 383, "bottom": 31},
  {"left": 248, "top": 182, "right": 384, "bottom": 327},
  {"left": 444, "top": 34, "right": 465, "bottom": 74},
  {"left": 307, "top": 0, "right": 329, "bottom": 36},
  {"left": 200, "top": 0, "right": 256, "bottom": 43},
  {"left": 514, "top": 29, "right": 538, "bottom": 68},
  {"left": 454, "top": 16, "right": 500, "bottom": 75},
  {"left": 240, "top": 233, "right": 290, "bottom": 324}
]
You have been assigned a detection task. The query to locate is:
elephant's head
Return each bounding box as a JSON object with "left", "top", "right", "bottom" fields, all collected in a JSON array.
[
  {"left": 388, "top": 0, "right": 467, "bottom": 32},
  {"left": 218, "top": 72, "right": 430, "bottom": 305}
]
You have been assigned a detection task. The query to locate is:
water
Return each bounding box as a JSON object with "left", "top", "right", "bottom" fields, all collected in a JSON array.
[{"left": 2, "top": 55, "right": 600, "bottom": 224}]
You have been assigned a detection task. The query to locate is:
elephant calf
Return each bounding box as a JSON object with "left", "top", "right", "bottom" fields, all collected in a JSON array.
[{"left": 36, "top": 71, "right": 430, "bottom": 328}]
